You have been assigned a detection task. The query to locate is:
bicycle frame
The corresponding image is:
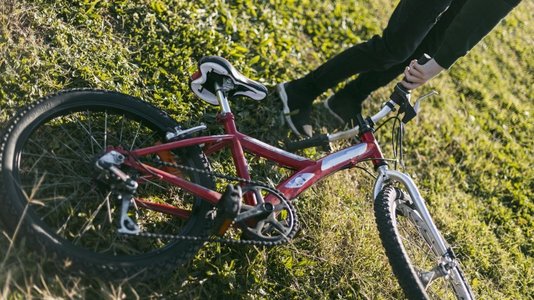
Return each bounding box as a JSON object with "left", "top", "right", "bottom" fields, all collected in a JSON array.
[
  {"left": 117, "top": 95, "right": 387, "bottom": 222},
  {"left": 112, "top": 84, "right": 451, "bottom": 255}
]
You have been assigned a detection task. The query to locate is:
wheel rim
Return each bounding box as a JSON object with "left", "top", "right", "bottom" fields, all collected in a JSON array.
[{"left": 14, "top": 106, "right": 208, "bottom": 259}]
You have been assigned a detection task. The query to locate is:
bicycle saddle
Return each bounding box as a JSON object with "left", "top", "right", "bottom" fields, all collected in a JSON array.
[{"left": 190, "top": 56, "right": 268, "bottom": 105}]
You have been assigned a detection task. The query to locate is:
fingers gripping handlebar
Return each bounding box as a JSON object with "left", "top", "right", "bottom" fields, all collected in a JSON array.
[
  {"left": 390, "top": 54, "right": 431, "bottom": 123},
  {"left": 401, "top": 54, "right": 432, "bottom": 87}
]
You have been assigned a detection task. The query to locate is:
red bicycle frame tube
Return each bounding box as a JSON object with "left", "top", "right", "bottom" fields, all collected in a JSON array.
[{"left": 126, "top": 112, "right": 386, "bottom": 209}]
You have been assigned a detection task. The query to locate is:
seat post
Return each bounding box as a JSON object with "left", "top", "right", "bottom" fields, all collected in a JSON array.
[{"left": 215, "top": 81, "right": 232, "bottom": 114}]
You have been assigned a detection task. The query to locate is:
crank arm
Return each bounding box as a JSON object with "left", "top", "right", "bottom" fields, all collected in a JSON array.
[{"left": 235, "top": 203, "right": 275, "bottom": 223}]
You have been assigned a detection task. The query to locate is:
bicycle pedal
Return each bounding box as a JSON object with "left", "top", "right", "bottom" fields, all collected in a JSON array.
[
  {"left": 211, "top": 184, "right": 242, "bottom": 236},
  {"left": 217, "top": 184, "right": 242, "bottom": 220}
]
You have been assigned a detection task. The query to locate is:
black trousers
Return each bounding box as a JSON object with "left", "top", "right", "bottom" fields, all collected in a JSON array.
[
  {"left": 290, "top": 0, "right": 460, "bottom": 108},
  {"left": 335, "top": 0, "right": 467, "bottom": 112}
]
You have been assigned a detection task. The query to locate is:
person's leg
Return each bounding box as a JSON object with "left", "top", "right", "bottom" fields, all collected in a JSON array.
[
  {"left": 326, "top": 0, "right": 467, "bottom": 126},
  {"left": 285, "top": 0, "right": 453, "bottom": 110},
  {"left": 325, "top": 66, "right": 405, "bottom": 126}
]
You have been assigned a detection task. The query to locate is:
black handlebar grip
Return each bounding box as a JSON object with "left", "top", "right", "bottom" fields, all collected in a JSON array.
[
  {"left": 416, "top": 53, "right": 431, "bottom": 65},
  {"left": 286, "top": 134, "right": 329, "bottom": 152}
]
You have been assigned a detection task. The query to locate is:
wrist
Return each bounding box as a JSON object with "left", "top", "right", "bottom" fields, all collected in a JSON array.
[{"left": 426, "top": 59, "right": 445, "bottom": 79}]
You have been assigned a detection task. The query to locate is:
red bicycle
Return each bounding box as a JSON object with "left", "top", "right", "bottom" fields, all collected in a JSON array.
[{"left": 0, "top": 56, "right": 473, "bottom": 299}]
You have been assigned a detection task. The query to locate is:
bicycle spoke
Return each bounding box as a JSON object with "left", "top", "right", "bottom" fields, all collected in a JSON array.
[
  {"left": 23, "top": 140, "right": 90, "bottom": 175},
  {"left": 129, "top": 121, "right": 142, "bottom": 151},
  {"left": 119, "top": 115, "right": 126, "bottom": 144},
  {"left": 54, "top": 191, "right": 88, "bottom": 235},
  {"left": 104, "top": 110, "right": 108, "bottom": 149},
  {"left": 73, "top": 196, "right": 109, "bottom": 243},
  {"left": 395, "top": 204, "right": 456, "bottom": 298},
  {"left": 86, "top": 110, "right": 96, "bottom": 155},
  {"left": 72, "top": 112, "right": 104, "bottom": 153},
  {"left": 37, "top": 187, "right": 99, "bottom": 221},
  {"left": 21, "top": 152, "right": 88, "bottom": 163}
]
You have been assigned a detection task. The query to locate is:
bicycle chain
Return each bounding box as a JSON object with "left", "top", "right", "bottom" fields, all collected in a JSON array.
[{"left": 120, "top": 156, "right": 299, "bottom": 247}]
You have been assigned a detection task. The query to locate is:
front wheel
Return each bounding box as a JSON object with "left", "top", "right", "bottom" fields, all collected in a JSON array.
[{"left": 374, "top": 185, "right": 474, "bottom": 299}]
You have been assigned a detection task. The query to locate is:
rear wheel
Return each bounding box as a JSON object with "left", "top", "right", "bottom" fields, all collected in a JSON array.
[
  {"left": 374, "top": 185, "right": 474, "bottom": 299},
  {"left": 0, "top": 89, "right": 215, "bottom": 280}
]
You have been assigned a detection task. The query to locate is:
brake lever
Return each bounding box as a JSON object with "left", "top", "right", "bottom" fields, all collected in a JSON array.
[{"left": 414, "top": 90, "right": 438, "bottom": 113}]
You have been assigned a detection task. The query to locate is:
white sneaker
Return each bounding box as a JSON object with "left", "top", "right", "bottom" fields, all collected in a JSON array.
[{"left": 276, "top": 83, "right": 313, "bottom": 137}]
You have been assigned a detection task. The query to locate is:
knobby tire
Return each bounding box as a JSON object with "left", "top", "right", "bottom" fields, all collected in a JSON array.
[{"left": 374, "top": 185, "right": 474, "bottom": 300}]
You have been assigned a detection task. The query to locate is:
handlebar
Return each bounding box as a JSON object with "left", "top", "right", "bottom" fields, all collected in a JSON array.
[
  {"left": 285, "top": 54, "right": 433, "bottom": 152},
  {"left": 285, "top": 134, "right": 330, "bottom": 152}
]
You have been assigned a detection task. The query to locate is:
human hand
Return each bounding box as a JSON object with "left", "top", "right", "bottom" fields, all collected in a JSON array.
[{"left": 401, "top": 58, "right": 445, "bottom": 90}]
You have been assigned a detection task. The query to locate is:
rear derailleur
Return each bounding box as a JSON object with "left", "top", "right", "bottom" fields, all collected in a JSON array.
[{"left": 95, "top": 150, "right": 140, "bottom": 235}]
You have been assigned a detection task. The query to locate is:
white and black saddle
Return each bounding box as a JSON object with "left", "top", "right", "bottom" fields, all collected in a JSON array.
[{"left": 190, "top": 56, "right": 268, "bottom": 106}]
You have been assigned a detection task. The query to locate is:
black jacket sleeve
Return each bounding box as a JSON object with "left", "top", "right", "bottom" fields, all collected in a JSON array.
[{"left": 433, "top": 0, "right": 521, "bottom": 68}]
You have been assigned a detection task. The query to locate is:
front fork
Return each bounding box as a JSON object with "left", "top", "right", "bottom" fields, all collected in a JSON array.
[{"left": 373, "top": 165, "right": 455, "bottom": 267}]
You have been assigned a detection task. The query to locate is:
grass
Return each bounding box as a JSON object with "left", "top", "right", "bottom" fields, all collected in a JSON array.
[{"left": 1, "top": 0, "right": 532, "bottom": 299}]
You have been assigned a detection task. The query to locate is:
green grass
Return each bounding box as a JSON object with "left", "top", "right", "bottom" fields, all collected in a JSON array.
[{"left": 1, "top": 0, "right": 532, "bottom": 298}]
